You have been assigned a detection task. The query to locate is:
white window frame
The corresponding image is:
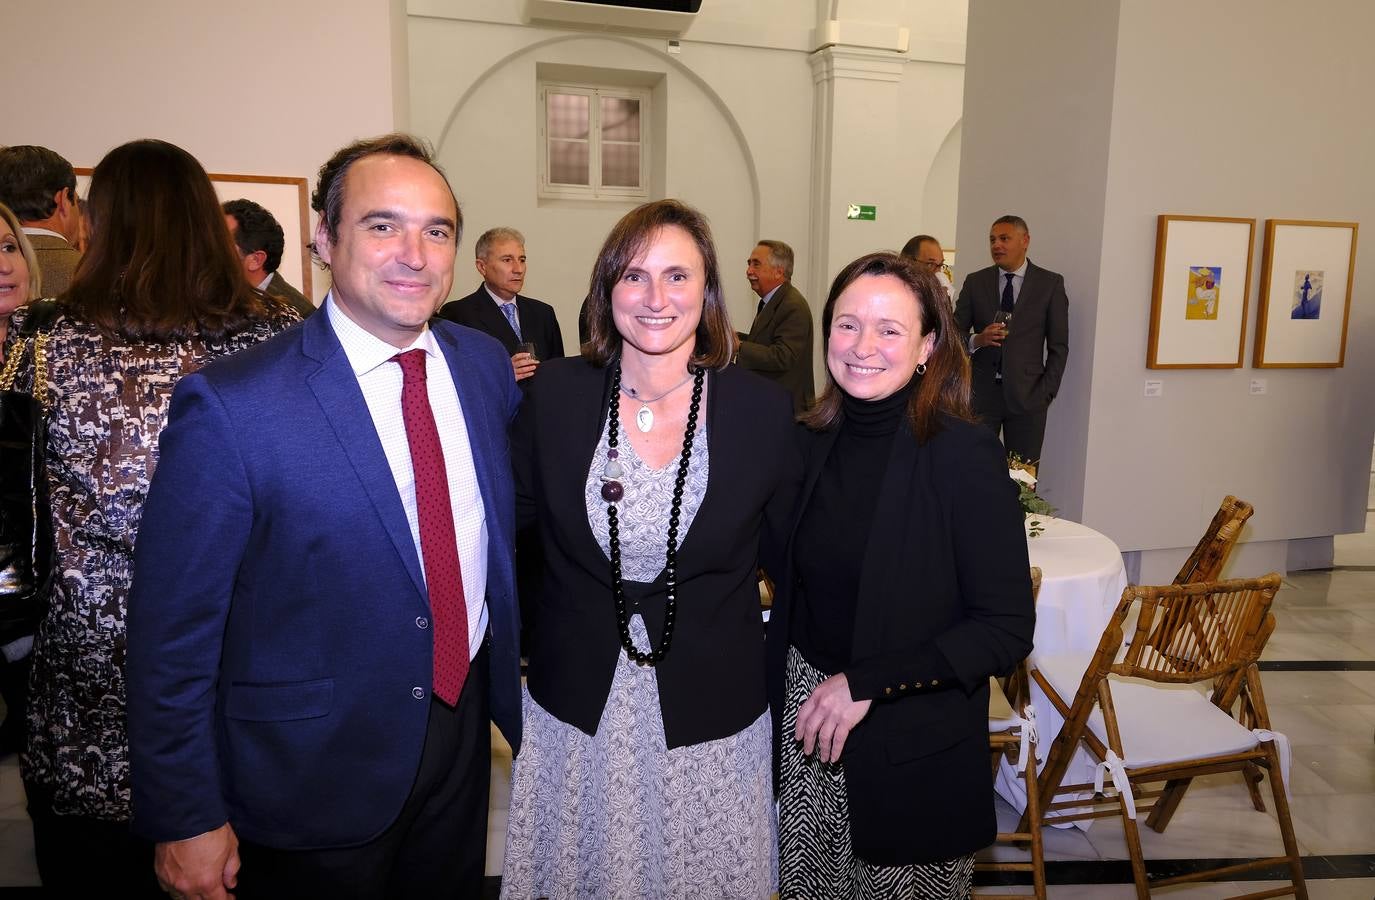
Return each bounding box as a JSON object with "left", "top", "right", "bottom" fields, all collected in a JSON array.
[{"left": 538, "top": 82, "right": 651, "bottom": 201}]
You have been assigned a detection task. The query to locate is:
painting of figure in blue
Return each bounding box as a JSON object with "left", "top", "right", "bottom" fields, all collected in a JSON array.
[{"left": 1291, "top": 270, "right": 1324, "bottom": 319}]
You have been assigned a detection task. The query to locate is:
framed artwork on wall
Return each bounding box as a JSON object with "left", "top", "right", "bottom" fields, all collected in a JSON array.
[
  {"left": 1147, "top": 214, "right": 1256, "bottom": 368},
  {"left": 1253, "top": 219, "right": 1358, "bottom": 368},
  {"left": 75, "top": 168, "right": 314, "bottom": 301}
]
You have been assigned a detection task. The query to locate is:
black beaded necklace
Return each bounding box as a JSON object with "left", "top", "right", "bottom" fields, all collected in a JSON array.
[{"left": 599, "top": 360, "right": 705, "bottom": 666}]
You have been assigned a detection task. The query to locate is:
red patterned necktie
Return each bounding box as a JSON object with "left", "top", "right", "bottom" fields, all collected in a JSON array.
[{"left": 393, "top": 349, "right": 469, "bottom": 706}]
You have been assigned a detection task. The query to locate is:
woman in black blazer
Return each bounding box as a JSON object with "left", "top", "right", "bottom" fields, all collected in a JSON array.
[
  {"left": 501, "top": 200, "right": 800, "bottom": 898},
  {"left": 768, "top": 252, "right": 1035, "bottom": 899}
]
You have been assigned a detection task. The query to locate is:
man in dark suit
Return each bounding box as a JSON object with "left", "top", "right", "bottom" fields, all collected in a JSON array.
[
  {"left": 437, "top": 227, "right": 563, "bottom": 650},
  {"left": 0, "top": 145, "right": 82, "bottom": 296},
  {"left": 437, "top": 226, "right": 564, "bottom": 385},
  {"left": 953, "top": 215, "right": 1069, "bottom": 468},
  {"left": 223, "top": 198, "right": 315, "bottom": 319},
  {"left": 126, "top": 134, "right": 522, "bottom": 899},
  {"left": 738, "top": 239, "right": 815, "bottom": 414}
]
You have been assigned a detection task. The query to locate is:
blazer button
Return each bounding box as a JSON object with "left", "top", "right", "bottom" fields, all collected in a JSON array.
[
  {"left": 899, "top": 683, "right": 908, "bottom": 691},
  {"left": 884, "top": 687, "right": 894, "bottom": 696},
  {"left": 931, "top": 679, "right": 939, "bottom": 687},
  {"left": 416, "top": 616, "right": 429, "bottom": 629},
  {"left": 411, "top": 686, "right": 425, "bottom": 700},
  {"left": 914, "top": 681, "right": 923, "bottom": 689}
]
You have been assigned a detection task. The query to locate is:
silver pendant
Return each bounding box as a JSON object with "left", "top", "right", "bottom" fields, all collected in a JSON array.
[{"left": 636, "top": 405, "right": 654, "bottom": 433}]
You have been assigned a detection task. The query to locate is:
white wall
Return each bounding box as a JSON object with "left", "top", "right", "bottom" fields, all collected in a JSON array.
[
  {"left": 956, "top": 0, "right": 1120, "bottom": 520},
  {"left": 959, "top": 0, "right": 1375, "bottom": 575},
  {"left": 1084, "top": 0, "right": 1375, "bottom": 568},
  {"left": 408, "top": 0, "right": 967, "bottom": 342},
  {"left": 8, "top": 0, "right": 408, "bottom": 302}
]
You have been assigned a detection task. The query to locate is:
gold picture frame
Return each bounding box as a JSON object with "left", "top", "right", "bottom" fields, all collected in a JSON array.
[
  {"left": 1147, "top": 214, "right": 1256, "bottom": 369},
  {"left": 1253, "top": 219, "right": 1358, "bottom": 368}
]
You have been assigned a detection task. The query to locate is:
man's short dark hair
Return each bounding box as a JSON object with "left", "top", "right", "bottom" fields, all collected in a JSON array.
[
  {"left": 310, "top": 133, "right": 460, "bottom": 267},
  {"left": 0, "top": 145, "right": 77, "bottom": 222},
  {"left": 993, "top": 214, "right": 1029, "bottom": 233},
  {"left": 223, "top": 198, "right": 285, "bottom": 274}
]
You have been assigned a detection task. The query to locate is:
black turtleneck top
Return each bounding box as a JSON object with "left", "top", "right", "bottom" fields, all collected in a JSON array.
[{"left": 790, "top": 378, "right": 955, "bottom": 695}]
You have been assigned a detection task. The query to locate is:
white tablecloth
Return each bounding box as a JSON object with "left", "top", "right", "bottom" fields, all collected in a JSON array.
[
  {"left": 1026, "top": 516, "right": 1129, "bottom": 655},
  {"left": 994, "top": 516, "right": 1129, "bottom": 823}
]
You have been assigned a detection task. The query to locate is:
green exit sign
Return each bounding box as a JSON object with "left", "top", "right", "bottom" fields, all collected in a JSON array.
[{"left": 846, "top": 204, "right": 876, "bottom": 221}]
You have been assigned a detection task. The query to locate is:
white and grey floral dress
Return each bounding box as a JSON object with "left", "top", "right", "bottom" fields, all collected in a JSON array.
[{"left": 500, "top": 419, "right": 776, "bottom": 899}]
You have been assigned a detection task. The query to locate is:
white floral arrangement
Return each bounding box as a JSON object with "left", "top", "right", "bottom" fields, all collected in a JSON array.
[{"left": 1009, "top": 455, "right": 1055, "bottom": 538}]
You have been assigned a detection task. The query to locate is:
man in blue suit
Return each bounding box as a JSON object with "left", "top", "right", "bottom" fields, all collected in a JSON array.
[{"left": 126, "top": 134, "right": 522, "bottom": 899}]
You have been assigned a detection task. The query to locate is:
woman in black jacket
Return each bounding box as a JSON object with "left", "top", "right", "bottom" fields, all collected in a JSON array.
[
  {"left": 501, "top": 199, "right": 800, "bottom": 898},
  {"left": 769, "top": 252, "right": 1035, "bottom": 899}
]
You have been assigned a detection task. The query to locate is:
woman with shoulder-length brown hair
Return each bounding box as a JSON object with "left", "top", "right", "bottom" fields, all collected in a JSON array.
[
  {"left": 11, "top": 138, "right": 299, "bottom": 895},
  {"left": 501, "top": 199, "right": 801, "bottom": 898},
  {"left": 767, "top": 252, "right": 1036, "bottom": 898}
]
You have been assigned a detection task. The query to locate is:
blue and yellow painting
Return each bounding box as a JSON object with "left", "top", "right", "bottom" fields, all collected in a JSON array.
[{"left": 1185, "top": 266, "right": 1220, "bottom": 320}]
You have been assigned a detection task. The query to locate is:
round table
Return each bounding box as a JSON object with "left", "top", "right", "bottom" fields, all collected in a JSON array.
[
  {"left": 996, "top": 516, "right": 1129, "bottom": 823},
  {"left": 1026, "top": 516, "right": 1129, "bottom": 655}
]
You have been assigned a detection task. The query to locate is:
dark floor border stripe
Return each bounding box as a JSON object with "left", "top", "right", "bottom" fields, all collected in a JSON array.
[
  {"left": 3, "top": 860, "right": 1372, "bottom": 896},
  {"left": 1291, "top": 565, "right": 1375, "bottom": 573},
  {"left": 1259, "top": 659, "right": 1375, "bottom": 671},
  {"left": 973, "top": 852, "right": 1375, "bottom": 886}
]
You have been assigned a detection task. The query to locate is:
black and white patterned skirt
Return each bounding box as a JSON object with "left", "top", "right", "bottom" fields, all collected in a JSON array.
[{"left": 779, "top": 646, "right": 974, "bottom": 900}]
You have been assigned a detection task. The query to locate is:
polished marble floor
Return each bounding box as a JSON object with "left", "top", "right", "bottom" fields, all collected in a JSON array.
[{"left": 4, "top": 471, "right": 1374, "bottom": 896}]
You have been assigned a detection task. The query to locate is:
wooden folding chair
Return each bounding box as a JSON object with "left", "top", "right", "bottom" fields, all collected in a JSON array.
[
  {"left": 1159, "top": 495, "right": 1264, "bottom": 810},
  {"left": 1028, "top": 574, "right": 1306, "bottom": 900},
  {"left": 976, "top": 567, "right": 1046, "bottom": 900},
  {"left": 1173, "top": 496, "right": 1254, "bottom": 585}
]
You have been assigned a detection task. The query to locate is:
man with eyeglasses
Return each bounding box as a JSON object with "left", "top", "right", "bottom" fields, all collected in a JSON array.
[{"left": 900, "top": 233, "right": 953, "bottom": 305}]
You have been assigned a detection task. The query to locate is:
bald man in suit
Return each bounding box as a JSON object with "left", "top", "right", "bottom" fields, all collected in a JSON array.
[{"left": 953, "top": 215, "right": 1069, "bottom": 469}]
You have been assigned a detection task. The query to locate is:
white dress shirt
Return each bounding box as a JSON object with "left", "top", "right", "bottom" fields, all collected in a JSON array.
[
  {"left": 326, "top": 295, "right": 489, "bottom": 661},
  {"left": 971, "top": 259, "right": 1028, "bottom": 353}
]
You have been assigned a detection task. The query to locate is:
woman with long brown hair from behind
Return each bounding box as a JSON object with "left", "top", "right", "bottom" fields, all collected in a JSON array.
[{"left": 8, "top": 139, "right": 299, "bottom": 894}]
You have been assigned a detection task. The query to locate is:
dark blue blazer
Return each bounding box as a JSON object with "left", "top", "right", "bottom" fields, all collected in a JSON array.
[{"left": 126, "top": 309, "right": 522, "bottom": 849}]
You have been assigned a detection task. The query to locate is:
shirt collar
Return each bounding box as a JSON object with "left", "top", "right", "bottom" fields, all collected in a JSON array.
[
  {"left": 22, "top": 226, "right": 68, "bottom": 243},
  {"left": 760, "top": 283, "right": 783, "bottom": 306},
  {"left": 325, "top": 292, "right": 440, "bottom": 377},
  {"left": 256, "top": 273, "right": 274, "bottom": 292},
  {"left": 999, "top": 260, "right": 1029, "bottom": 280},
  {"left": 484, "top": 283, "right": 517, "bottom": 306}
]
